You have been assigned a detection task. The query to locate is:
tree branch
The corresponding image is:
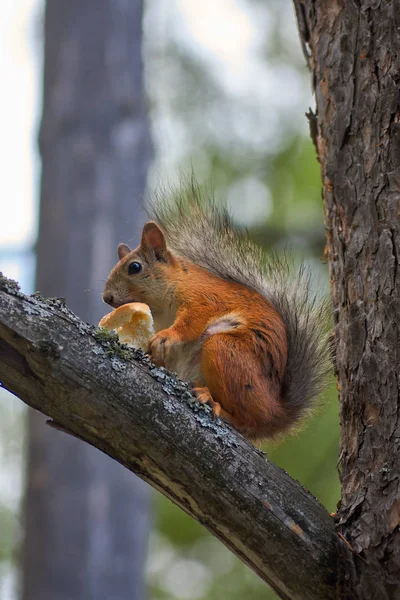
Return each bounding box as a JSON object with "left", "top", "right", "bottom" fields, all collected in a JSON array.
[{"left": 0, "top": 274, "right": 338, "bottom": 600}]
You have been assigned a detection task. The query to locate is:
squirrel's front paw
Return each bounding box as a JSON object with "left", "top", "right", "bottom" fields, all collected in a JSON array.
[{"left": 148, "top": 329, "right": 179, "bottom": 366}]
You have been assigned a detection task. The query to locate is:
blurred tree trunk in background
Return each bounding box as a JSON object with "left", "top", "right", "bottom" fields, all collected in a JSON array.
[
  {"left": 294, "top": 1, "right": 400, "bottom": 597},
  {"left": 22, "top": 1, "right": 152, "bottom": 599}
]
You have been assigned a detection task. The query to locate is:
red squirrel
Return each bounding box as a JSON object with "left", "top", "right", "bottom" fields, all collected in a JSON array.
[{"left": 102, "top": 196, "right": 330, "bottom": 440}]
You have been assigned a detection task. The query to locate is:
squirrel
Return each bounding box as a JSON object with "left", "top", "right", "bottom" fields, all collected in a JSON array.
[{"left": 102, "top": 189, "right": 330, "bottom": 440}]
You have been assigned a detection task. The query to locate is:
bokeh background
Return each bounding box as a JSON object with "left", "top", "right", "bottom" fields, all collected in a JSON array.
[{"left": 0, "top": 1, "right": 339, "bottom": 599}]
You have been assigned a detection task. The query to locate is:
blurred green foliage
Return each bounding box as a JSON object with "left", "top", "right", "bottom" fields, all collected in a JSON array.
[{"left": 0, "top": 388, "right": 25, "bottom": 600}]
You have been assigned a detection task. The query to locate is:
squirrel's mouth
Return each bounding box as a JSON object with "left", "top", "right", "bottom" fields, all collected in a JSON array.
[
  {"left": 103, "top": 296, "right": 139, "bottom": 309},
  {"left": 113, "top": 299, "right": 139, "bottom": 309},
  {"left": 120, "top": 296, "right": 143, "bottom": 307}
]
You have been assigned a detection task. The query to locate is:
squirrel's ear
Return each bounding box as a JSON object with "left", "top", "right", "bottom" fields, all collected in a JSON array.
[
  {"left": 141, "top": 221, "right": 167, "bottom": 259},
  {"left": 118, "top": 243, "right": 131, "bottom": 260}
]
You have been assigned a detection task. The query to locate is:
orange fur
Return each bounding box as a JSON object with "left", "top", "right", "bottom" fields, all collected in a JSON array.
[{"left": 103, "top": 222, "right": 293, "bottom": 440}]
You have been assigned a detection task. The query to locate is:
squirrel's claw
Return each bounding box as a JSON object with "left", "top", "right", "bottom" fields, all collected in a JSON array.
[
  {"left": 148, "top": 329, "right": 179, "bottom": 367},
  {"left": 192, "top": 386, "right": 221, "bottom": 418}
]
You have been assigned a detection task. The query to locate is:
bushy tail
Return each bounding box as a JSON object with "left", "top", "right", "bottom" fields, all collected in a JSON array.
[{"left": 149, "top": 182, "right": 331, "bottom": 422}]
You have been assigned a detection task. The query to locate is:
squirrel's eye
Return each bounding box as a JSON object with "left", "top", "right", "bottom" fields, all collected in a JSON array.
[{"left": 128, "top": 261, "right": 142, "bottom": 275}]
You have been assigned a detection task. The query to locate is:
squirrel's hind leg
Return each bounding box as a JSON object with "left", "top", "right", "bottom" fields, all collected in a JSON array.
[
  {"left": 198, "top": 332, "right": 284, "bottom": 439},
  {"left": 191, "top": 385, "right": 233, "bottom": 422}
]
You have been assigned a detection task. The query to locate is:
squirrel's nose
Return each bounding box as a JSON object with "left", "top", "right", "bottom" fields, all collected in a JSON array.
[{"left": 103, "top": 291, "right": 114, "bottom": 306}]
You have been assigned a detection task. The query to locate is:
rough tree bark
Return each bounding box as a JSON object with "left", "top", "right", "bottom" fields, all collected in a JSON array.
[
  {"left": 293, "top": 1, "right": 400, "bottom": 597},
  {"left": 23, "top": 2, "right": 152, "bottom": 599},
  {"left": 0, "top": 276, "right": 338, "bottom": 600}
]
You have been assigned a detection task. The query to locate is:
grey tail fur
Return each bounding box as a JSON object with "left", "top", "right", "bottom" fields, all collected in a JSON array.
[{"left": 149, "top": 183, "right": 331, "bottom": 422}]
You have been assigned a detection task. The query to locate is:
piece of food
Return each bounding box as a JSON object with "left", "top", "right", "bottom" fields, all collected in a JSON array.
[{"left": 99, "top": 302, "right": 154, "bottom": 350}]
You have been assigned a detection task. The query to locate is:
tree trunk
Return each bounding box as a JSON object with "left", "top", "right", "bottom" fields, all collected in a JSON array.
[
  {"left": 293, "top": 1, "right": 400, "bottom": 597},
  {"left": 22, "top": 2, "right": 152, "bottom": 599}
]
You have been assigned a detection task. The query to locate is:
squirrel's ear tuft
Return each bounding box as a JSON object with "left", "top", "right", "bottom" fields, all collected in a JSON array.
[
  {"left": 118, "top": 243, "right": 131, "bottom": 260},
  {"left": 141, "top": 221, "right": 167, "bottom": 259}
]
